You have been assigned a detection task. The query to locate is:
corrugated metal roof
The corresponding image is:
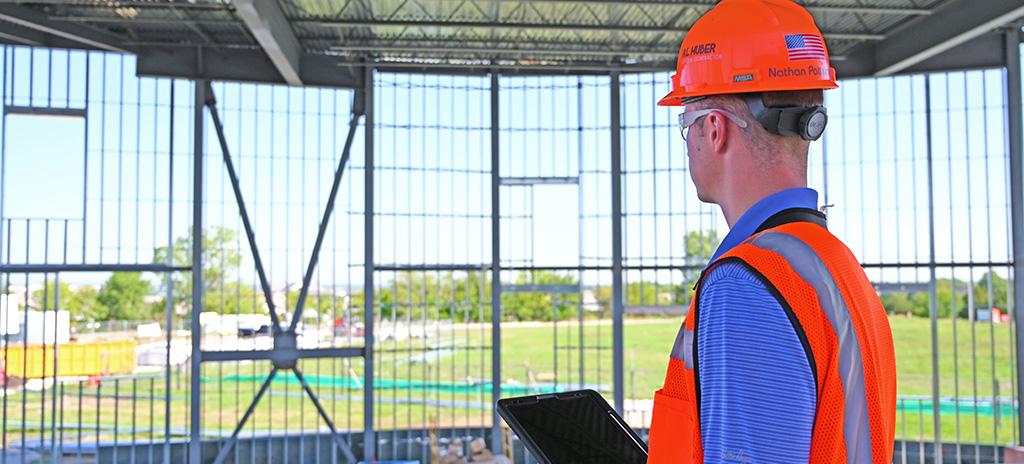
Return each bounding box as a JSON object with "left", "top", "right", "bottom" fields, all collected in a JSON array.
[{"left": 0, "top": 0, "right": 1021, "bottom": 83}]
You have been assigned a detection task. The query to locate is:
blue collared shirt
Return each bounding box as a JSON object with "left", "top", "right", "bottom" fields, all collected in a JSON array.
[
  {"left": 708, "top": 187, "right": 819, "bottom": 263},
  {"left": 697, "top": 187, "right": 819, "bottom": 463}
]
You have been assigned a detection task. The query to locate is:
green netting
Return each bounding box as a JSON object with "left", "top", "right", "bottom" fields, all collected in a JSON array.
[
  {"left": 201, "top": 374, "right": 561, "bottom": 395},
  {"left": 897, "top": 400, "right": 1016, "bottom": 418},
  {"left": 202, "top": 375, "right": 1016, "bottom": 418}
]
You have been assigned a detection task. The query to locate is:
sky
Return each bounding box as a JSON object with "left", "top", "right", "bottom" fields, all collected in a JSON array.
[{"left": 1, "top": 45, "right": 1022, "bottom": 294}]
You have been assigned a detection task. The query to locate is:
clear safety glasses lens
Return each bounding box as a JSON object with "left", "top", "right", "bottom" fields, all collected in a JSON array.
[{"left": 678, "top": 108, "right": 749, "bottom": 141}]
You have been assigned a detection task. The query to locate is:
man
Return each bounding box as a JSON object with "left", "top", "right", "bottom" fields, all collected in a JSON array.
[{"left": 646, "top": 1, "right": 897, "bottom": 463}]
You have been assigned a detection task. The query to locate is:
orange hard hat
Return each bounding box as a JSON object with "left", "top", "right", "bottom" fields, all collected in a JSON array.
[{"left": 658, "top": 0, "right": 838, "bottom": 106}]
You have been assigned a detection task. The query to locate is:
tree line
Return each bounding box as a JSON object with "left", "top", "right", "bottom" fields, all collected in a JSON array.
[
  {"left": 879, "top": 271, "right": 1009, "bottom": 319},
  {"left": 26, "top": 227, "right": 1007, "bottom": 323},
  {"left": 21, "top": 228, "right": 725, "bottom": 323}
]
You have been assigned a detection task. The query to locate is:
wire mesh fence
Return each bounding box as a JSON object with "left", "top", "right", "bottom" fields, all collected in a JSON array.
[{"left": 0, "top": 44, "right": 1021, "bottom": 463}]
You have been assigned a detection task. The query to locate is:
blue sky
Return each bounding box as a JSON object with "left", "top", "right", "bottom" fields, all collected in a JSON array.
[{"left": 1, "top": 45, "right": 1021, "bottom": 292}]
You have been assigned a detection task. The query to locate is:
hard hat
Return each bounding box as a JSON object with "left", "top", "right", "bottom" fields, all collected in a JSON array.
[{"left": 658, "top": 0, "right": 838, "bottom": 106}]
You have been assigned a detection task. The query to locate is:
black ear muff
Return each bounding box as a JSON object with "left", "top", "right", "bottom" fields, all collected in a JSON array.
[
  {"left": 743, "top": 93, "right": 828, "bottom": 141},
  {"left": 798, "top": 106, "right": 827, "bottom": 141}
]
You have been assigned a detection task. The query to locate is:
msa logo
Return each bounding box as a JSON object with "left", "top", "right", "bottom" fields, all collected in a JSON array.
[{"left": 733, "top": 74, "right": 754, "bottom": 83}]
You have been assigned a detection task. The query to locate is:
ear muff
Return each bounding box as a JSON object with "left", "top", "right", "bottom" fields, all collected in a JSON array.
[
  {"left": 797, "top": 107, "right": 828, "bottom": 141},
  {"left": 743, "top": 93, "right": 828, "bottom": 141}
]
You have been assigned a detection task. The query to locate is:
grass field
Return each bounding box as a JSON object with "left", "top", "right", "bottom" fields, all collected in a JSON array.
[{"left": 1, "top": 315, "right": 1019, "bottom": 447}]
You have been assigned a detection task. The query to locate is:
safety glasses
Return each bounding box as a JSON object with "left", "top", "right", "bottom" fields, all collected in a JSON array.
[{"left": 678, "top": 108, "right": 748, "bottom": 140}]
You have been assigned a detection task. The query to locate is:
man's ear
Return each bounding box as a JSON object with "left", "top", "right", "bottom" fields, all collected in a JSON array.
[{"left": 706, "top": 111, "right": 730, "bottom": 154}]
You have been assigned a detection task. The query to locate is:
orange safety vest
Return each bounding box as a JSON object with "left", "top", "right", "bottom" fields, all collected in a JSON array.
[{"left": 647, "top": 220, "right": 896, "bottom": 464}]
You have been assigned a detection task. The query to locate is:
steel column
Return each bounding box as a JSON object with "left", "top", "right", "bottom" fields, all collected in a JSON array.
[
  {"left": 490, "top": 70, "right": 502, "bottom": 450},
  {"left": 1006, "top": 29, "right": 1024, "bottom": 446},
  {"left": 189, "top": 78, "right": 206, "bottom": 464},
  {"left": 0, "top": 47, "right": 6, "bottom": 272},
  {"left": 164, "top": 78, "right": 175, "bottom": 464},
  {"left": 363, "top": 65, "right": 376, "bottom": 462},
  {"left": 610, "top": 71, "right": 624, "bottom": 414},
  {"left": 924, "top": 75, "right": 943, "bottom": 463}
]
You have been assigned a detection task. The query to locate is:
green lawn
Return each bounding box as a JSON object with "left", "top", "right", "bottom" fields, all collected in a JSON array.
[{"left": 2, "top": 315, "right": 1019, "bottom": 446}]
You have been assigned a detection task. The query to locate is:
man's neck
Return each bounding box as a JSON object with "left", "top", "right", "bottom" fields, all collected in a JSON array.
[{"left": 720, "top": 172, "right": 806, "bottom": 228}]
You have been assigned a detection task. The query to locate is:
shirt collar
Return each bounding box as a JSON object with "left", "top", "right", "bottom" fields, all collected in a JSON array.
[{"left": 708, "top": 188, "right": 819, "bottom": 263}]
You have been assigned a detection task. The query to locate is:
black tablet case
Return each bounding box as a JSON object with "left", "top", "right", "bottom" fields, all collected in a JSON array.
[{"left": 496, "top": 389, "right": 648, "bottom": 464}]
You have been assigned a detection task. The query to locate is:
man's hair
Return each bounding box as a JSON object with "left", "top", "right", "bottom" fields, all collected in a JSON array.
[
  {"left": 761, "top": 89, "right": 824, "bottom": 108},
  {"left": 693, "top": 89, "right": 824, "bottom": 170}
]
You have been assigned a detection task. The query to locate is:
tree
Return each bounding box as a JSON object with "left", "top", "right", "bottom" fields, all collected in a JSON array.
[
  {"left": 886, "top": 278, "right": 967, "bottom": 318},
  {"left": 625, "top": 281, "right": 659, "bottom": 306},
  {"left": 32, "top": 281, "right": 103, "bottom": 321},
  {"left": 681, "top": 229, "right": 723, "bottom": 301},
  {"left": 935, "top": 278, "right": 968, "bottom": 319},
  {"left": 501, "top": 271, "right": 578, "bottom": 322},
  {"left": 97, "top": 272, "right": 154, "bottom": 320},
  {"left": 974, "top": 271, "right": 1008, "bottom": 310},
  {"left": 449, "top": 271, "right": 491, "bottom": 322},
  {"left": 879, "top": 292, "right": 914, "bottom": 316},
  {"left": 284, "top": 288, "right": 348, "bottom": 325},
  {"left": 205, "top": 281, "right": 265, "bottom": 316},
  {"left": 153, "top": 226, "right": 243, "bottom": 304}
]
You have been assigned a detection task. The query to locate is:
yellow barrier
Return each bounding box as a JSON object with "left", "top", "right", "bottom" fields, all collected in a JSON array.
[{"left": 2, "top": 341, "right": 137, "bottom": 379}]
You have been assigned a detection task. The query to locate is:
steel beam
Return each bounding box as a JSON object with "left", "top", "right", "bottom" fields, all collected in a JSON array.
[
  {"left": 501, "top": 284, "right": 578, "bottom": 293},
  {"left": 0, "top": 0, "right": 224, "bottom": 7},
  {"left": 201, "top": 347, "right": 364, "bottom": 362},
  {"left": 1006, "top": 29, "right": 1024, "bottom": 446},
  {"left": 136, "top": 47, "right": 364, "bottom": 89},
  {"left": 137, "top": 44, "right": 675, "bottom": 76},
  {"left": 610, "top": 71, "right": 624, "bottom": 415},
  {"left": 210, "top": 368, "right": 278, "bottom": 464},
  {"left": 232, "top": 0, "right": 302, "bottom": 86},
  {"left": 203, "top": 83, "right": 282, "bottom": 331},
  {"left": 320, "top": 18, "right": 686, "bottom": 33},
  {"left": 50, "top": 16, "right": 232, "bottom": 25},
  {"left": 499, "top": 176, "right": 579, "bottom": 185},
  {"left": 320, "top": 19, "right": 883, "bottom": 40},
  {"left": 3, "top": 106, "right": 86, "bottom": 117},
  {"left": 375, "top": 264, "right": 490, "bottom": 271},
  {"left": 3, "top": 0, "right": 933, "bottom": 15},
  {"left": 39, "top": 14, "right": 886, "bottom": 43},
  {"left": 0, "top": 4, "right": 130, "bottom": 54},
  {"left": 290, "top": 109, "right": 363, "bottom": 332},
  {"left": 293, "top": 368, "right": 357, "bottom": 463},
  {"left": 420, "top": 0, "right": 933, "bottom": 15},
  {"left": 0, "top": 23, "right": 45, "bottom": 46},
  {"left": 0, "top": 264, "right": 189, "bottom": 273},
  {"left": 872, "top": 0, "right": 1024, "bottom": 76},
  {"left": 332, "top": 44, "right": 678, "bottom": 57}
]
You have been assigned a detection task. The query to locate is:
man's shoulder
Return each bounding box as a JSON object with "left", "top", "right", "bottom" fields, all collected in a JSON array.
[{"left": 699, "top": 261, "right": 777, "bottom": 306}]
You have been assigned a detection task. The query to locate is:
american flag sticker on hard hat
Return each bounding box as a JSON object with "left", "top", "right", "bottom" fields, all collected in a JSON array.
[{"left": 785, "top": 34, "right": 827, "bottom": 61}]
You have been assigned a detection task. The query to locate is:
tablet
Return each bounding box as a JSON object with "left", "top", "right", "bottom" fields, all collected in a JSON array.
[{"left": 496, "top": 389, "right": 648, "bottom": 464}]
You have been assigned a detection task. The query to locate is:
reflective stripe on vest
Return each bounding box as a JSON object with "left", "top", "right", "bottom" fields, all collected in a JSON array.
[
  {"left": 749, "top": 230, "right": 872, "bottom": 464},
  {"left": 670, "top": 328, "right": 695, "bottom": 367}
]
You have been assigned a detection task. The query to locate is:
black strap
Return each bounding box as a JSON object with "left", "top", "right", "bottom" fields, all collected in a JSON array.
[
  {"left": 690, "top": 207, "right": 825, "bottom": 427},
  {"left": 754, "top": 207, "right": 827, "bottom": 234}
]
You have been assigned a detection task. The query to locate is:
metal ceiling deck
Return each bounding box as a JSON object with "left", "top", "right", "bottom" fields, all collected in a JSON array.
[{"left": 0, "top": 0, "right": 1022, "bottom": 87}]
